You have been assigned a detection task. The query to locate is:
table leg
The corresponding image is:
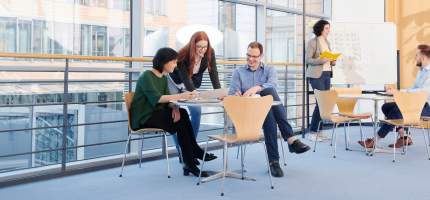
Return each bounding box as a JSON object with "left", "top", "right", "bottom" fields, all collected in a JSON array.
[{"left": 374, "top": 99, "right": 379, "bottom": 122}]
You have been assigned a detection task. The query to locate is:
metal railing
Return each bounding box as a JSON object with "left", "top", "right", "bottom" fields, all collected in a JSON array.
[{"left": 0, "top": 53, "right": 309, "bottom": 183}]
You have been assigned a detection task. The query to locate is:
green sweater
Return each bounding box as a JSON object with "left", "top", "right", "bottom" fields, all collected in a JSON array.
[{"left": 130, "top": 70, "right": 169, "bottom": 130}]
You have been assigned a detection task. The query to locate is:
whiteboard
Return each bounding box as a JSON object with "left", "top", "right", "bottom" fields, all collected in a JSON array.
[{"left": 329, "top": 22, "right": 397, "bottom": 85}]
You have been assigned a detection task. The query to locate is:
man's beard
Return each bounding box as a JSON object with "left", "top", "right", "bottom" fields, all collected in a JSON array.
[{"left": 417, "top": 61, "right": 422, "bottom": 67}]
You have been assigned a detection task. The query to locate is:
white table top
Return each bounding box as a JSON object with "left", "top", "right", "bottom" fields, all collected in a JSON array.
[
  {"left": 338, "top": 93, "right": 393, "bottom": 101},
  {"left": 171, "top": 99, "right": 282, "bottom": 107}
]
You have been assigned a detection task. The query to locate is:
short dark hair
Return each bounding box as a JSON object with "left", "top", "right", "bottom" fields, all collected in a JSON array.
[
  {"left": 247, "top": 41, "right": 263, "bottom": 55},
  {"left": 152, "top": 47, "right": 178, "bottom": 73},
  {"left": 313, "top": 19, "right": 330, "bottom": 36},
  {"left": 418, "top": 44, "right": 430, "bottom": 58}
]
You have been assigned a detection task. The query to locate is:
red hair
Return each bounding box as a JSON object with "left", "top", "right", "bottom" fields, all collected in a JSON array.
[{"left": 177, "top": 31, "right": 213, "bottom": 78}]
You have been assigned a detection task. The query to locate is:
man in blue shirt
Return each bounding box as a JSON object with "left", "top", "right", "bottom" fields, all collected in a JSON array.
[
  {"left": 229, "top": 41, "right": 310, "bottom": 177},
  {"left": 359, "top": 44, "right": 430, "bottom": 149}
]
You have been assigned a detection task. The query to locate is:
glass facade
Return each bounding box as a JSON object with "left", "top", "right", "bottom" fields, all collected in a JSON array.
[{"left": 0, "top": 0, "right": 331, "bottom": 176}]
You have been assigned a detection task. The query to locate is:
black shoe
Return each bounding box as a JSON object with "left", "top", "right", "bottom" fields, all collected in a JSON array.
[
  {"left": 183, "top": 166, "right": 209, "bottom": 177},
  {"left": 269, "top": 160, "right": 284, "bottom": 177},
  {"left": 179, "top": 156, "right": 200, "bottom": 165},
  {"left": 199, "top": 153, "right": 217, "bottom": 161},
  {"left": 288, "top": 139, "right": 311, "bottom": 154}
]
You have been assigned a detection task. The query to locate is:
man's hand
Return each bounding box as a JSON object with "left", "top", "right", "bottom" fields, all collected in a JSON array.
[
  {"left": 234, "top": 90, "right": 242, "bottom": 96},
  {"left": 172, "top": 107, "right": 181, "bottom": 123},
  {"left": 243, "top": 86, "right": 262, "bottom": 97},
  {"left": 386, "top": 88, "right": 397, "bottom": 95}
]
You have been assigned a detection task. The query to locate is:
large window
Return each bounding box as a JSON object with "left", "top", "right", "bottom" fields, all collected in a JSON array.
[
  {"left": 268, "top": 0, "right": 303, "bottom": 10},
  {"left": 266, "top": 10, "right": 297, "bottom": 62},
  {"left": 18, "top": 20, "right": 32, "bottom": 53},
  {"left": 33, "top": 20, "right": 51, "bottom": 54},
  {"left": 0, "top": 0, "right": 131, "bottom": 173},
  {"left": 0, "top": 17, "right": 17, "bottom": 53},
  {"left": 143, "top": 0, "right": 256, "bottom": 58}
]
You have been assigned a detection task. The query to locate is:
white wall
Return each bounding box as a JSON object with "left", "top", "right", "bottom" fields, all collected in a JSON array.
[{"left": 332, "top": 0, "right": 385, "bottom": 23}]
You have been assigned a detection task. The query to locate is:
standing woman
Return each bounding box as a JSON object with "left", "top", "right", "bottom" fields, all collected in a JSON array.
[
  {"left": 169, "top": 31, "right": 221, "bottom": 141},
  {"left": 130, "top": 47, "right": 216, "bottom": 177},
  {"left": 305, "top": 19, "right": 336, "bottom": 140}
]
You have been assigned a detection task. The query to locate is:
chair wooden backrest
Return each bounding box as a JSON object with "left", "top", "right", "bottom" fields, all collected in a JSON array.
[
  {"left": 124, "top": 92, "right": 134, "bottom": 131},
  {"left": 333, "top": 87, "right": 362, "bottom": 115},
  {"left": 223, "top": 95, "right": 273, "bottom": 142},
  {"left": 314, "top": 89, "right": 337, "bottom": 121},
  {"left": 394, "top": 91, "right": 427, "bottom": 125}
]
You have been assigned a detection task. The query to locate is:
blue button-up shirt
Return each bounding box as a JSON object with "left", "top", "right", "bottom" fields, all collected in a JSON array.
[
  {"left": 228, "top": 63, "right": 278, "bottom": 95},
  {"left": 405, "top": 63, "right": 430, "bottom": 103}
]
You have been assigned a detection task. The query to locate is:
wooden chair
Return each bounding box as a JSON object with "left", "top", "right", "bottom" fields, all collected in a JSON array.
[
  {"left": 313, "top": 89, "right": 355, "bottom": 158},
  {"left": 376, "top": 91, "right": 427, "bottom": 162},
  {"left": 119, "top": 92, "right": 172, "bottom": 178},
  {"left": 333, "top": 87, "right": 374, "bottom": 152},
  {"left": 197, "top": 96, "right": 274, "bottom": 196}
]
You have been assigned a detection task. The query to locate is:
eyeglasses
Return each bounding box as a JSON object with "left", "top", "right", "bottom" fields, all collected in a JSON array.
[
  {"left": 246, "top": 53, "right": 260, "bottom": 59},
  {"left": 196, "top": 45, "right": 208, "bottom": 49}
]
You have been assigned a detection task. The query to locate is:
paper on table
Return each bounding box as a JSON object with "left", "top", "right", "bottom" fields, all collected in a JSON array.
[{"left": 319, "top": 51, "right": 341, "bottom": 61}]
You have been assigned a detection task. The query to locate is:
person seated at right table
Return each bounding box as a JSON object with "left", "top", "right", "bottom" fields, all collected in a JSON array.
[
  {"left": 130, "top": 47, "right": 217, "bottom": 177},
  {"left": 359, "top": 44, "right": 430, "bottom": 148}
]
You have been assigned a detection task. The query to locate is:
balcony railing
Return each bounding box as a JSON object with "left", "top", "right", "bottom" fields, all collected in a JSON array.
[{"left": 0, "top": 53, "right": 309, "bottom": 185}]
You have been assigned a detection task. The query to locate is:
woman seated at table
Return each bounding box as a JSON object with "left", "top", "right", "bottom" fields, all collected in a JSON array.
[{"left": 130, "top": 47, "right": 217, "bottom": 177}]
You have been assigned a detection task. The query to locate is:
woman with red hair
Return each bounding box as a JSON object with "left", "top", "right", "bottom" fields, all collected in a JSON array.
[{"left": 168, "top": 31, "right": 221, "bottom": 164}]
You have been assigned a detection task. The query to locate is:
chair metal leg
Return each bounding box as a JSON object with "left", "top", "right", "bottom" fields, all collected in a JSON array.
[
  {"left": 422, "top": 128, "right": 430, "bottom": 160},
  {"left": 119, "top": 135, "right": 131, "bottom": 177},
  {"left": 358, "top": 120, "right": 364, "bottom": 149},
  {"left": 333, "top": 123, "right": 338, "bottom": 158},
  {"left": 139, "top": 135, "right": 144, "bottom": 168},
  {"left": 197, "top": 138, "right": 210, "bottom": 185},
  {"left": 313, "top": 121, "right": 322, "bottom": 152},
  {"left": 236, "top": 145, "right": 240, "bottom": 159},
  {"left": 403, "top": 127, "right": 410, "bottom": 156},
  {"left": 220, "top": 142, "right": 228, "bottom": 196},
  {"left": 344, "top": 122, "right": 349, "bottom": 150},
  {"left": 359, "top": 120, "right": 364, "bottom": 141},
  {"left": 330, "top": 123, "right": 336, "bottom": 146},
  {"left": 370, "top": 121, "right": 380, "bottom": 157},
  {"left": 240, "top": 145, "right": 245, "bottom": 179},
  {"left": 279, "top": 137, "right": 287, "bottom": 166},
  {"left": 427, "top": 129, "right": 430, "bottom": 146},
  {"left": 393, "top": 127, "right": 397, "bottom": 162},
  {"left": 163, "top": 133, "right": 171, "bottom": 178},
  {"left": 262, "top": 142, "right": 274, "bottom": 190}
]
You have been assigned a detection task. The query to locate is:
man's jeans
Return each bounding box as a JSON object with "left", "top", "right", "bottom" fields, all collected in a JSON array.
[{"left": 260, "top": 87, "right": 295, "bottom": 161}]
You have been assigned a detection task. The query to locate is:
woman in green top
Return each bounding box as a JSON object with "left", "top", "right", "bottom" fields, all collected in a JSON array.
[{"left": 130, "top": 47, "right": 217, "bottom": 177}]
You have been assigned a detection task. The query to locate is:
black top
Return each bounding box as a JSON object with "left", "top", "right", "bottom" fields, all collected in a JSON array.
[{"left": 169, "top": 49, "right": 221, "bottom": 91}]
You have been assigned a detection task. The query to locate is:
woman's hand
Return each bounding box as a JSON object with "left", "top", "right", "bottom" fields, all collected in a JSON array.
[
  {"left": 172, "top": 107, "right": 181, "bottom": 123},
  {"left": 320, "top": 58, "right": 331, "bottom": 64},
  {"left": 179, "top": 91, "right": 198, "bottom": 100}
]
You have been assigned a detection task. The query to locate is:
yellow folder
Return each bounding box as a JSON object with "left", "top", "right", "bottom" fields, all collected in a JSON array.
[{"left": 319, "top": 51, "right": 341, "bottom": 61}]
